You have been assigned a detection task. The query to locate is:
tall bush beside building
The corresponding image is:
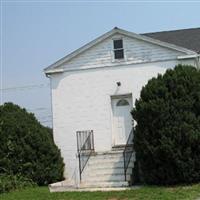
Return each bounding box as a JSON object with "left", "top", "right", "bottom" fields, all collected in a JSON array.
[
  {"left": 132, "top": 65, "right": 200, "bottom": 185},
  {"left": 0, "top": 103, "right": 64, "bottom": 186}
]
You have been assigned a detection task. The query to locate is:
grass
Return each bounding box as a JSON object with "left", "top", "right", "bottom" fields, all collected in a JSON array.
[{"left": 0, "top": 184, "right": 200, "bottom": 200}]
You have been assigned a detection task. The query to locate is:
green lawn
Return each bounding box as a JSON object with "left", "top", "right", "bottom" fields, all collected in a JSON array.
[{"left": 1, "top": 184, "right": 200, "bottom": 200}]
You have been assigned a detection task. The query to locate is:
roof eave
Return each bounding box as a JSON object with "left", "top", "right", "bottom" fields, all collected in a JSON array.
[
  {"left": 177, "top": 54, "right": 199, "bottom": 60},
  {"left": 44, "top": 68, "right": 64, "bottom": 75},
  {"left": 43, "top": 28, "right": 119, "bottom": 72}
]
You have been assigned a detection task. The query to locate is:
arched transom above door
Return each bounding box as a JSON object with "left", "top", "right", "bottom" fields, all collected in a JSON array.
[{"left": 116, "top": 99, "right": 130, "bottom": 106}]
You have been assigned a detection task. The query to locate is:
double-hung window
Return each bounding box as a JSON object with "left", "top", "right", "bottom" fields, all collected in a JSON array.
[{"left": 113, "top": 39, "right": 124, "bottom": 60}]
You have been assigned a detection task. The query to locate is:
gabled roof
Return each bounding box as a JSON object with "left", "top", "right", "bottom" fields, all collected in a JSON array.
[
  {"left": 143, "top": 27, "right": 200, "bottom": 54},
  {"left": 44, "top": 27, "right": 197, "bottom": 74}
]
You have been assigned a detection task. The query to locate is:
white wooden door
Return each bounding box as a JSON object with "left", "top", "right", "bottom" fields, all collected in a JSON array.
[{"left": 112, "top": 97, "right": 132, "bottom": 145}]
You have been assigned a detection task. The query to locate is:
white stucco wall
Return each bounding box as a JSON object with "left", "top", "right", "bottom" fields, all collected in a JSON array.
[{"left": 50, "top": 58, "right": 196, "bottom": 183}]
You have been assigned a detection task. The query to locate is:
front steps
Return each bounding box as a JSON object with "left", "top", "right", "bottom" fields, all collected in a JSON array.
[
  {"left": 80, "top": 150, "right": 135, "bottom": 188},
  {"left": 49, "top": 149, "right": 135, "bottom": 192}
]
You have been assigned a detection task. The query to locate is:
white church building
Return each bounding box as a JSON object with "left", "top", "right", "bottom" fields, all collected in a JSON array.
[{"left": 44, "top": 27, "right": 200, "bottom": 191}]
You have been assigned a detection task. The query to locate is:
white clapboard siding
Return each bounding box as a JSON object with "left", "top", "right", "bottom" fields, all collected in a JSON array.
[{"left": 62, "top": 33, "right": 183, "bottom": 70}]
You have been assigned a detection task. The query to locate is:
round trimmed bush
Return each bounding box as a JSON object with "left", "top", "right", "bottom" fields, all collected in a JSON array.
[
  {"left": 0, "top": 103, "right": 64, "bottom": 185},
  {"left": 132, "top": 65, "right": 200, "bottom": 185}
]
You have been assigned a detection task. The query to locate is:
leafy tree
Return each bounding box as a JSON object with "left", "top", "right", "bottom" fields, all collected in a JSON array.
[
  {"left": 132, "top": 65, "right": 200, "bottom": 185},
  {"left": 0, "top": 103, "right": 64, "bottom": 185}
]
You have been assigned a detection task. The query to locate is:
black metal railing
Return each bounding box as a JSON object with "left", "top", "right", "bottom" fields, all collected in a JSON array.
[
  {"left": 123, "top": 127, "right": 134, "bottom": 181},
  {"left": 76, "top": 130, "right": 94, "bottom": 181}
]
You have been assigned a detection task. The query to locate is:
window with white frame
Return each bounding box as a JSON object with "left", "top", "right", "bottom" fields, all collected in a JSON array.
[{"left": 113, "top": 39, "right": 124, "bottom": 60}]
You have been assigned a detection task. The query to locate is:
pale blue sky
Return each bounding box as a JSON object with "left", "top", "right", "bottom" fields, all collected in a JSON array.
[{"left": 1, "top": 1, "right": 200, "bottom": 126}]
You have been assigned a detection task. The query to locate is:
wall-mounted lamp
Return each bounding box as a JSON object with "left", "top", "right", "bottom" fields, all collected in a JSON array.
[{"left": 116, "top": 82, "right": 121, "bottom": 87}]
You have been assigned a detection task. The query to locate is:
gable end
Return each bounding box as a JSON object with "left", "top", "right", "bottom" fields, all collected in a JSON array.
[{"left": 44, "top": 28, "right": 197, "bottom": 74}]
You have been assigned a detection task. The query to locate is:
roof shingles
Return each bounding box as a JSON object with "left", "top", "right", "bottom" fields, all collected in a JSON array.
[{"left": 142, "top": 28, "right": 200, "bottom": 53}]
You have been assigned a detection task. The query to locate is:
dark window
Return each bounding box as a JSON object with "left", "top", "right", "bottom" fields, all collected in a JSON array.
[
  {"left": 116, "top": 99, "right": 129, "bottom": 106},
  {"left": 114, "top": 50, "right": 124, "bottom": 59},
  {"left": 114, "top": 39, "right": 123, "bottom": 49},
  {"left": 113, "top": 39, "right": 124, "bottom": 59}
]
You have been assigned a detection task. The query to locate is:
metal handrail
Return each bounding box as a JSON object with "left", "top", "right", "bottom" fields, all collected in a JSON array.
[
  {"left": 76, "top": 130, "right": 94, "bottom": 181},
  {"left": 123, "top": 127, "right": 134, "bottom": 181}
]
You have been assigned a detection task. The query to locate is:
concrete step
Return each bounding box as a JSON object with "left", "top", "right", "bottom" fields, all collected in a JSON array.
[
  {"left": 112, "top": 145, "right": 126, "bottom": 151},
  {"left": 83, "top": 166, "right": 133, "bottom": 176},
  {"left": 94, "top": 149, "right": 134, "bottom": 155},
  {"left": 87, "top": 160, "right": 134, "bottom": 169},
  {"left": 80, "top": 181, "right": 129, "bottom": 188},
  {"left": 92, "top": 150, "right": 124, "bottom": 155},
  {"left": 90, "top": 151, "right": 135, "bottom": 158},
  {"left": 81, "top": 154, "right": 124, "bottom": 160},
  {"left": 82, "top": 174, "right": 131, "bottom": 182},
  {"left": 88, "top": 155, "right": 135, "bottom": 164}
]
